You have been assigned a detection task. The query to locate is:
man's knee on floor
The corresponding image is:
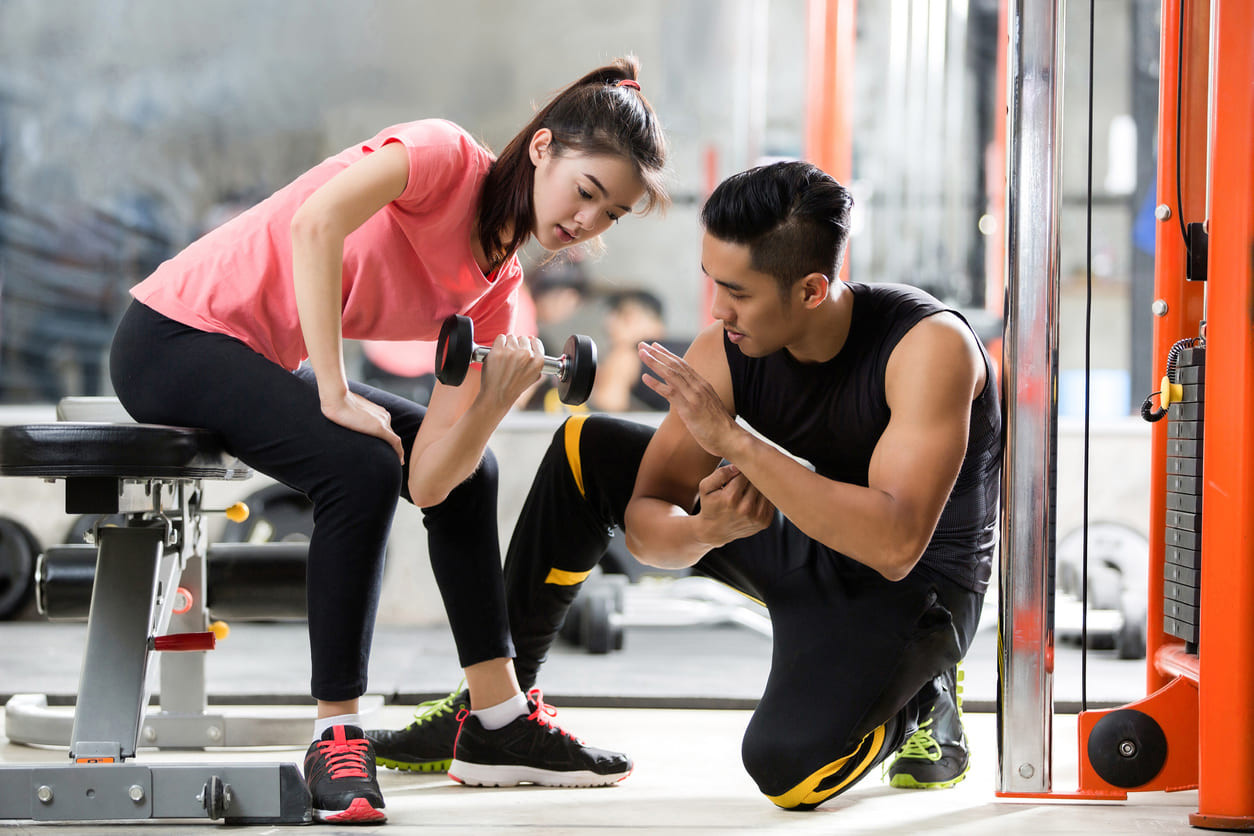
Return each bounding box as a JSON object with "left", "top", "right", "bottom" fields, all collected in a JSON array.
[{"left": 742, "top": 723, "right": 890, "bottom": 810}]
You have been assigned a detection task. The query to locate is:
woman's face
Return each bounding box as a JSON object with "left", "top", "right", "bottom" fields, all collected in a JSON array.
[{"left": 529, "top": 129, "right": 646, "bottom": 252}]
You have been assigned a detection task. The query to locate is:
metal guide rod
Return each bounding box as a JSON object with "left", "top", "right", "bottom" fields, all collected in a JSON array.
[{"left": 997, "top": 0, "right": 1066, "bottom": 794}]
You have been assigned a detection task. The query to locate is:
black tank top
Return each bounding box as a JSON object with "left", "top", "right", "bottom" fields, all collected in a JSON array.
[{"left": 724, "top": 281, "right": 1001, "bottom": 592}]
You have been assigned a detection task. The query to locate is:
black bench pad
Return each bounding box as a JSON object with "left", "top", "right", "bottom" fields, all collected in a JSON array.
[{"left": 0, "top": 423, "right": 251, "bottom": 481}]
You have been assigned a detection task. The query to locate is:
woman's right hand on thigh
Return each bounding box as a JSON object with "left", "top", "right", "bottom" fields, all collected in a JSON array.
[{"left": 321, "top": 390, "right": 405, "bottom": 463}]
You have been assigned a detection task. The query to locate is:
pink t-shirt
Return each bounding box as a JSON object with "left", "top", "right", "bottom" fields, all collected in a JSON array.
[{"left": 131, "top": 119, "right": 523, "bottom": 370}]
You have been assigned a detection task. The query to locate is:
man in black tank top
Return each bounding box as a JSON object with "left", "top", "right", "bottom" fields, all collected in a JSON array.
[{"left": 373, "top": 162, "right": 1002, "bottom": 810}]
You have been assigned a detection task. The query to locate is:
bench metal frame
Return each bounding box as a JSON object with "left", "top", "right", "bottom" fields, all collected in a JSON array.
[{"left": 0, "top": 418, "right": 311, "bottom": 824}]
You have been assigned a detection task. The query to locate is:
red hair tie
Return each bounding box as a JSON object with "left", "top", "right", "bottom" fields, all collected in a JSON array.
[{"left": 616, "top": 79, "right": 641, "bottom": 91}]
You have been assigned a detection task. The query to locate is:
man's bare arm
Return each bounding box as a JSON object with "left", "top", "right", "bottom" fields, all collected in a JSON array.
[
  {"left": 624, "top": 326, "right": 774, "bottom": 568},
  {"left": 638, "top": 313, "right": 984, "bottom": 581}
]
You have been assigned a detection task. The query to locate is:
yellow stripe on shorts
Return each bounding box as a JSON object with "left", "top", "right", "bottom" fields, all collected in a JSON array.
[
  {"left": 563, "top": 414, "right": 590, "bottom": 497},
  {"left": 766, "top": 723, "right": 887, "bottom": 809},
  {"left": 544, "top": 567, "right": 593, "bottom": 586}
]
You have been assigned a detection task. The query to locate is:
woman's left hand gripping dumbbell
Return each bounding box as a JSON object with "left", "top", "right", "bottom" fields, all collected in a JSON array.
[{"left": 475, "top": 334, "right": 546, "bottom": 413}]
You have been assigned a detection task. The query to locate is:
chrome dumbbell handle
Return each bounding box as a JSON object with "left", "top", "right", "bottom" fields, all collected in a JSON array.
[{"left": 469, "top": 345, "right": 568, "bottom": 380}]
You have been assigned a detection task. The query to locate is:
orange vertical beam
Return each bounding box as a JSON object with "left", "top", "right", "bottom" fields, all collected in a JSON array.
[
  {"left": 985, "top": 0, "right": 1008, "bottom": 316},
  {"left": 1190, "top": 0, "right": 1254, "bottom": 827},
  {"left": 804, "top": 0, "right": 855, "bottom": 280},
  {"left": 1145, "top": 0, "right": 1209, "bottom": 694},
  {"left": 701, "top": 145, "right": 720, "bottom": 326}
]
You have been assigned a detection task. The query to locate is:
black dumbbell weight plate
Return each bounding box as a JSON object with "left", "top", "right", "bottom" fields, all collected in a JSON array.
[
  {"left": 436, "top": 315, "right": 474, "bottom": 386},
  {"left": 558, "top": 334, "right": 597, "bottom": 405}
]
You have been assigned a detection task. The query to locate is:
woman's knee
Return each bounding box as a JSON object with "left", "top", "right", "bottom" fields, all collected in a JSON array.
[
  {"left": 316, "top": 437, "right": 404, "bottom": 514},
  {"left": 421, "top": 446, "right": 498, "bottom": 518}
]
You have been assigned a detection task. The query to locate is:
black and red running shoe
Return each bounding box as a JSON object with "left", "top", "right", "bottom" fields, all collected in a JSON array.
[{"left": 303, "top": 725, "right": 387, "bottom": 824}]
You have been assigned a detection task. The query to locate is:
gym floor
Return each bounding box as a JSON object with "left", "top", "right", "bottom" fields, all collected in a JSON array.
[{"left": 0, "top": 593, "right": 1203, "bottom": 834}]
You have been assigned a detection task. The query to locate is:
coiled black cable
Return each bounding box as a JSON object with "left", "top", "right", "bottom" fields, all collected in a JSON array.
[{"left": 1140, "top": 336, "right": 1205, "bottom": 422}]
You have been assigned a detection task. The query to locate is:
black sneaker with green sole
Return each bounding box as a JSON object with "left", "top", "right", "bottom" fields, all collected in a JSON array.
[
  {"left": 886, "top": 665, "right": 970, "bottom": 789},
  {"left": 366, "top": 686, "right": 469, "bottom": 773}
]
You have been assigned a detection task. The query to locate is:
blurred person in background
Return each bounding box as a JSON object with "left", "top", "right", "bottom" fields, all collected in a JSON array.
[
  {"left": 515, "top": 257, "right": 594, "bottom": 412},
  {"left": 591, "top": 287, "right": 687, "bottom": 412}
]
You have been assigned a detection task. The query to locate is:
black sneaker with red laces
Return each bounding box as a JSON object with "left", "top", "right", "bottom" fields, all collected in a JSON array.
[
  {"left": 303, "top": 724, "right": 387, "bottom": 824},
  {"left": 448, "top": 689, "right": 632, "bottom": 788}
]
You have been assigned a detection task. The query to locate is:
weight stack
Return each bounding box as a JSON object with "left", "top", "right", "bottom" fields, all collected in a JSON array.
[{"left": 1163, "top": 345, "right": 1204, "bottom": 652}]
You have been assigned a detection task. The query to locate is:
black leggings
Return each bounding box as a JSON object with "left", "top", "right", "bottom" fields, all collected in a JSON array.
[
  {"left": 504, "top": 414, "right": 983, "bottom": 808},
  {"left": 110, "top": 301, "right": 513, "bottom": 701}
]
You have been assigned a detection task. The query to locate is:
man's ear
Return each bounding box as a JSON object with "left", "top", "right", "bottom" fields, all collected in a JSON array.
[
  {"left": 528, "top": 128, "right": 553, "bottom": 166},
  {"left": 799, "top": 272, "right": 831, "bottom": 308}
]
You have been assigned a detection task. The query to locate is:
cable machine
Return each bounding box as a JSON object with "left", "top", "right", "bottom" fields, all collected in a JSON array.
[
  {"left": 806, "top": 0, "right": 1251, "bottom": 826},
  {"left": 995, "top": 0, "right": 1254, "bottom": 829}
]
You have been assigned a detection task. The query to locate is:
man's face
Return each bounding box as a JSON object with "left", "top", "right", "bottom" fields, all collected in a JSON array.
[{"left": 701, "top": 232, "right": 800, "bottom": 358}]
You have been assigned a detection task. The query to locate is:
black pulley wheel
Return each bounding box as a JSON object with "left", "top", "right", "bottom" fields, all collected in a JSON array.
[
  {"left": 558, "top": 334, "right": 597, "bottom": 405},
  {"left": 1087, "top": 708, "right": 1168, "bottom": 788},
  {"left": 436, "top": 314, "right": 474, "bottom": 386}
]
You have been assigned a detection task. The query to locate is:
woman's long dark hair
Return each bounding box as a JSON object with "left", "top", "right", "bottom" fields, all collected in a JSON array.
[{"left": 477, "top": 56, "right": 669, "bottom": 269}]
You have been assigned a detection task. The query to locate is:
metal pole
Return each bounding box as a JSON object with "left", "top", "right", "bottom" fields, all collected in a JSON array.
[{"left": 996, "top": 0, "right": 1066, "bottom": 795}]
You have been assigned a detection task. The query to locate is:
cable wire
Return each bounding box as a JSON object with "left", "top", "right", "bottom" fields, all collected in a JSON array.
[
  {"left": 1174, "top": 0, "right": 1189, "bottom": 248},
  {"left": 1080, "top": 0, "right": 1096, "bottom": 712}
]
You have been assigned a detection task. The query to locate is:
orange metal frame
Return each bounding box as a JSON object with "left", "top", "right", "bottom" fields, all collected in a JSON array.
[
  {"left": 1022, "top": 0, "right": 1254, "bottom": 828},
  {"left": 803, "top": 0, "right": 855, "bottom": 281},
  {"left": 1186, "top": 0, "right": 1254, "bottom": 826}
]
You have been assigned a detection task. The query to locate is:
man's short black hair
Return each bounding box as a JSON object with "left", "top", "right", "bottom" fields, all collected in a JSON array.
[{"left": 700, "top": 161, "right": 853, "bottom": 292}]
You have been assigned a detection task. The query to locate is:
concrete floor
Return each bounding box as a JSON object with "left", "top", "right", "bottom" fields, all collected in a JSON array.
[
  {"left": 0, "top": 706, "right": 1203, "bottom": 834},
  {"left": 0, "top": 579, "right": 1210, "bottom": 833}
]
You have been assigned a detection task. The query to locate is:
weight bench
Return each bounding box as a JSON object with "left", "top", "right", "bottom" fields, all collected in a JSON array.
[{"left": 0, "top": 400, "right": 313, "bottom": 824}]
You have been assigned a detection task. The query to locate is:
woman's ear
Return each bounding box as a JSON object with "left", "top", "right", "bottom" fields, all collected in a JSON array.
[
  {"left": 800, "top": 272, "right": 831, "bottom": 308},
  {"left": 528, "top": 128, "right": 553, "bottom": 166}
]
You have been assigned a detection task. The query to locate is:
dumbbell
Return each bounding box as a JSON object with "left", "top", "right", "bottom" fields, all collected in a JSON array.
[{"left": 435, "top": 314, "right": 598, "bottom": 405}]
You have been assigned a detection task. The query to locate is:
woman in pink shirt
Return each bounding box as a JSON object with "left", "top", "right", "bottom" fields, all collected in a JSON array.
[{"left": 109, "top": 57, "right": 667, "bottom": 824}]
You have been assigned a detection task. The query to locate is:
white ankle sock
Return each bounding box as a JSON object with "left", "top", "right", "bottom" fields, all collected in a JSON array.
[
  {"left": 470, "top": 693, "right": 528, "bottom": 730},
  {"left": 313, "top": 712, "right": 361, "bottom": 742}
]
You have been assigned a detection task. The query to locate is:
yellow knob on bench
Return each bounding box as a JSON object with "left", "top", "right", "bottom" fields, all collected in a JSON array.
[
  {"left": 224, "top": 502, "right": 250, "bottom": 523},
  {"left": 210, "top": 620, "right": 230, "bottom": 641}
]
